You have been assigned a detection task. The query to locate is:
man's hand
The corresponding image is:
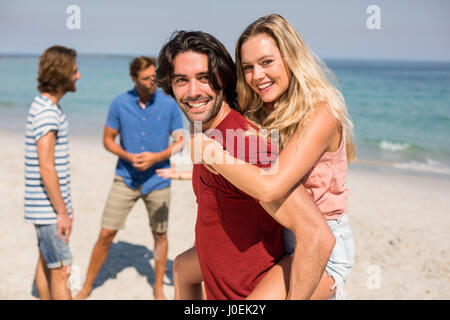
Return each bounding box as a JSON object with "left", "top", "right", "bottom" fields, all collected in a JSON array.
[
  {"left": 133, "top": 152, "right": 160, "bottom": 171},
  {"left": 126, "top": 153, "right": 139, "bottom": 165},
  {"left": 57, "top": 211, "right": 72, "bottom": 244}
]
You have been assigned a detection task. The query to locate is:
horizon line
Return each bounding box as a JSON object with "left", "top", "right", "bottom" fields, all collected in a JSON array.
[{"left": 1, "top": 52, "right": 450, "bottom": 64}]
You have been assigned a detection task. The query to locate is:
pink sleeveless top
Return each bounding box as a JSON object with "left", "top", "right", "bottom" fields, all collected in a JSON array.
[{"left": 301, "top": 133, "right": 349, "bottom": 220}]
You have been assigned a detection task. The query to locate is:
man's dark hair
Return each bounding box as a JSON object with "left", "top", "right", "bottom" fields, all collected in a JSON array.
[{"left": 156, "top": 31, "right": 238, "bottom": 111}]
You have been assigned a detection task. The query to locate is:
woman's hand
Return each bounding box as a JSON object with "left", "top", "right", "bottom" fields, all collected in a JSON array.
[
  {"left": 188, "top": 133, "right": 222, "bottom": 175},
  {"left": 189, "top": 133, "right": 221, "bottom": 164}
]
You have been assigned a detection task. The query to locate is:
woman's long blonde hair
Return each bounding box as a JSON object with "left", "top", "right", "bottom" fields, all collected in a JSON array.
[{"left": 236, "top": 14, "right": 356, "bottom": 161}]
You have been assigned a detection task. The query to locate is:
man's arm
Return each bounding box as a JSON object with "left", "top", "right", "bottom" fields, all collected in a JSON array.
[
  {"left": 103, "top": 125, "right": 138, "bottom": 163},
  {"left": 36, "top": 131, "right": 72, "bottom": 242},
  {"left": 260, "top": 185, "right": 335, "bottom": 299}
]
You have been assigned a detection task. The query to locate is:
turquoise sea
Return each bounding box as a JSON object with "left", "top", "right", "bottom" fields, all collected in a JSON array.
[{"left": 1, "top": 55, "right": 450, "bottom": 177}]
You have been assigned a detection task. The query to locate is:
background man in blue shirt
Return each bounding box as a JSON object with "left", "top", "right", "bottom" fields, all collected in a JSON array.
[{"left": 75, "top": 57, "right": 184, "bottom": 300}]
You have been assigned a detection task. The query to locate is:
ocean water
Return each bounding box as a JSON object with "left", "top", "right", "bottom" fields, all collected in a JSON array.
[
  {"left": 328, "top": 59, "right": 450, "bottom": 176},
  {"left": 1, "top": 55, "right": 449, "bottom": 177}
]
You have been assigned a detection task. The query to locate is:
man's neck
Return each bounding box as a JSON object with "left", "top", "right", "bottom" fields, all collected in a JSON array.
[
  {"left": 136, "top": 87, "right": 153, "bottom": 106},
  {"left": 41, "top": 91, "right": 64, "bottom": 106},
  {"left": 200, "top": 103, "right": 232, "bottom": 132}
]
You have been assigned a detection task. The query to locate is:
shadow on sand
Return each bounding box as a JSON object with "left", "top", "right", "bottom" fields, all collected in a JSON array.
[{"left": 32, "top": 240, "right": 174, "bottom": 298}]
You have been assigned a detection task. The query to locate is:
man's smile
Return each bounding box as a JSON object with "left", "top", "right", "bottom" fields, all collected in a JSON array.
[{"left": 183, "top": 99, "right": 210, "bottom": 113}]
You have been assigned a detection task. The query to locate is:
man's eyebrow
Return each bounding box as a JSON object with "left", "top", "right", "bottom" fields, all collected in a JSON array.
[{"left": 173, "top": 71, "right": 209, "bottom": 78}]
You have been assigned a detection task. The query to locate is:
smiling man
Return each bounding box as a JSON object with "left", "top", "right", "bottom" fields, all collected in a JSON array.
[
  {"left": 171, "top": 51, "right": 228, "bottom": 132},
  {"left": 156, "top": 31, "right": 285, "bottom": 299}
]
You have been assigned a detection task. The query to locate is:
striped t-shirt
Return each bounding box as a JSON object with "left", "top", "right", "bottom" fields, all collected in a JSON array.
[{"left": 24, "top": 95, "right": 73, "bottom": 224}]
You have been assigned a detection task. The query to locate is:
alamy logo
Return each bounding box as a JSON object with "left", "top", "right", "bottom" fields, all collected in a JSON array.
[
  {"left": 67, "top": 264, "right": 81, "bottom": 291},
  {"left": 366, "top": 265, "right": 381, "bottom": 289},
  {"left": 66, "top": 5, "right": 81, "bottom": 30},
  {"left": 366, "top": 5, "right": 381, "bottom": 30},
  {"left": 171, "top": 123, "right": 280, "bottom": 175}
]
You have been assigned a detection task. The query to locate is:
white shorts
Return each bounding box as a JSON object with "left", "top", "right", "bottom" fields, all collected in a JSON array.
[{"left": 283, "top": 213, "right": 355, "bottom": 299}]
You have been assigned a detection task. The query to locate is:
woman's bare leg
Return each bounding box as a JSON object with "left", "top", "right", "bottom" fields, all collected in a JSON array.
[
  {"left": 173, "top": 247, "right": 205, "bottom": 299},
  {"left": 246, "top": 254, "right": 335, "bottom": 300}
]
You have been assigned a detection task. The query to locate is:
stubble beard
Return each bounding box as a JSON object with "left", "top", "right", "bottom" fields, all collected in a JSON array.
[
  {"left": 62, "top": 78, "right": 77, "bottom": 93},
  {"left": 183, "top": 91, "right": 224, "bottom": 132}
]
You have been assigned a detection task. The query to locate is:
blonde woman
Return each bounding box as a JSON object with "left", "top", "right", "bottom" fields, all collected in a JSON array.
[{"left": 192, "top": 14, "right": 356, "bottom": 299}]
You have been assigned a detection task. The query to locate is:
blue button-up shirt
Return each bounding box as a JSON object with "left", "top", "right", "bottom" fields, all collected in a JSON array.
[{"left": 106, "top": 87, "right": 184, "bottom": 194}]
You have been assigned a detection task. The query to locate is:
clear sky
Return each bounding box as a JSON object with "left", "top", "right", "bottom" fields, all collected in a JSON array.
[{"left": 1, "top": 0, "right": 449, "bottom": 61}]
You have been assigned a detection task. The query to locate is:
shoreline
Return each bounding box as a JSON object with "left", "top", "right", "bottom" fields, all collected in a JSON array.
[
  {"left": 1, "top": 131, "right": 449, "bottom": 299},
  {"left": 2, "top": 120, "right": 449, "bottom": 181},
  {"left": 350, "top": 159, "right": 450, "bottom": 182}
]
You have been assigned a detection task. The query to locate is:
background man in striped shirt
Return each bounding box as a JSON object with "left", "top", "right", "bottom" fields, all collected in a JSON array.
[{"left": 25, "top": 45, "right": 81, "bottom": 300}]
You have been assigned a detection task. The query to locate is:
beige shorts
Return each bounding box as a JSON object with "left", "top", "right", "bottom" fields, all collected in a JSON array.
[{"left": 101, "top": 176, "right": 171, "bottom": 233}]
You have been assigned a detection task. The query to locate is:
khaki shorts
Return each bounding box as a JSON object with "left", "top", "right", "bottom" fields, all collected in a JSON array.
[{"left": 101, "top": 176, "right": 170, "bottom": 233}]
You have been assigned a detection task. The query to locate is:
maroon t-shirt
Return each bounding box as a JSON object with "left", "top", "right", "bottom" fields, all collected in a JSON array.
[{"left": 193, "top": 109, "right": 284, "bottom": 300}]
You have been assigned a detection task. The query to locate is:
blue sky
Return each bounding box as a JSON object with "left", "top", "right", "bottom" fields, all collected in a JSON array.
[{"left": 1, "top": 0, "right": 449, "bottom": 61}]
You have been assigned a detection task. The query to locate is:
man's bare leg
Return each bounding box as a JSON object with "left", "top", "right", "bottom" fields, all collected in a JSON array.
[
  {"left": 50, "top": 265, "right": 72, "bottom": 300},
  {"left": 153, "top": 231, "right": 168, "bottom": 300},
  {"left": 74, "top": 228, "right": 117, "bottom": 300},
  {"left": 35, "top": 252, "right": 51, "bottom": 300},
  {"left": 246, "top": 254, "right": 336, "bottom": 300},
  {"left": 173, "top": 247, "right": 204, "bottom": 300},
  {"left": 171, "top": 249, "right": 334, "bottom": 300}
]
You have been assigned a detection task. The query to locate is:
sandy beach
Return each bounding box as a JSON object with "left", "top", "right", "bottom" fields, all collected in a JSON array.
[{"left": 1, "top": 130, "right": 449, "bottom": 300}]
